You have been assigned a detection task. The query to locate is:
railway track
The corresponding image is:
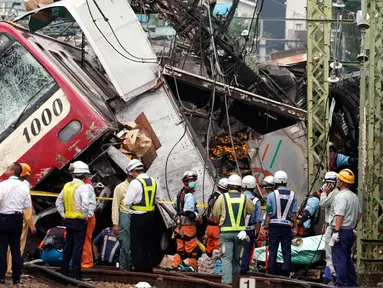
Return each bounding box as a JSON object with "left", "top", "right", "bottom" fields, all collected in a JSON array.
[
  {"left": 23, "top": 264, "right": 98, "bottom": 288},
  {"left": 25, "top": 266, "right": 329, "bottom": 288}
]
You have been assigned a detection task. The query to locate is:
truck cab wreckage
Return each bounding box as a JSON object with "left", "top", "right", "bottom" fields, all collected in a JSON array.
[{"left": 0, "top": 0, "right": 373, "bottom": 283}]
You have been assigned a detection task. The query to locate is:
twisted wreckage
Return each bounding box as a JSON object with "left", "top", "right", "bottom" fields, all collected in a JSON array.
[{"left": 4, "top": 0, "right": 359, "bottom": 268}]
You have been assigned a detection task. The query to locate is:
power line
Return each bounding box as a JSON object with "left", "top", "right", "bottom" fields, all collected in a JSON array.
[{"left": 85, "top": 0, "right": 157, "bottom": 63}]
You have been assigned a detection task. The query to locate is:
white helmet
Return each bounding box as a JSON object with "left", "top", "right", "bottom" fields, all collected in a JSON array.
[
  {"left": 274, "top": 170, "right": 288, "bottom": 184},
  {"left": 71, "top": 161, "right": 90, "bottom": 174},
  {"left": 217, "top": 178, "right": 228, "bottom": 191},
  {"left": 241, "top": 29, "right": 249, "bottom": 37},
  {"left": 242, "top": 175, "right": 256, "bottom": 189},
  {"left": 324, "top": 171, "right": 338, "bottom": 183},
  {"left": 126, "top": 159, "right": 144, "bottom": 173},
  {"left": 182, "top": 171, "right": 198, "bottom": 182},
  {"left": 263, "top": 175, "right": 274, "bottom": 186},
  {"left": 227, "top": 174, "right": 242, "bottom": 187}
]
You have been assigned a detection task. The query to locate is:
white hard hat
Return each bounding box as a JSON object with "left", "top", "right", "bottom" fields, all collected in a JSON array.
[
  {"left": 242, "top": 175, "right": 256, "bottom": 189},
  {"left": 182, "top": 170, "right": 198, "bottom": 182},
  {"left": 227, "top": 174, "right": 242, "bottom": 187},
  {"left": 263, "top": 175, "right": 274, "bottom": 186},
  {"left": 241, "top": 29, "right": 249, "bottom": 37},
  {"left": 217, "top": 178, "right": 228, "bottom": 191},
  {"left": 71, "top": 161, "right": 90, "bottom": 174},
  {"left": 324, "top": 171, "right": 338, "bottom": 183},
  {"left": 126, "top": 159, "right": 144, "bottom": 173},
  {"left": 274, "top": 170, "right": 288, "bottom": 184}
]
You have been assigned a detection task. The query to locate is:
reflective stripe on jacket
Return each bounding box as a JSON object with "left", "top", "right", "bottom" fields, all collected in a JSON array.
[
  {"left": 63, "top": 182, "right": 84, "bottom": 219},
  {"left": 131, "top": 177, "right": 157, "bottom": 211},
  {"left": 220, "top": 192, "right": 246, "bottom": 232},
  {"left": 270, "top": 189, "right": 295, "bottom": 227}
]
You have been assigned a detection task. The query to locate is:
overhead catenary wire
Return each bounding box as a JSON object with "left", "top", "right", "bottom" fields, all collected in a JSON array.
[
  {"left": 92, "top": 0, "right": 157, "bottom": 61},
  {"left": 164, "top": 122, "right": 187, "bottom": 201},
  {"left": 223, "top": 84, "right": 241, "bottom": 176},
  {"left": 85, "top": 0, "right": 157, "bottom": 63}
]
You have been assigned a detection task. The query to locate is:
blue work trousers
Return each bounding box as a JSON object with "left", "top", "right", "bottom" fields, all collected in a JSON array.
[
  {"left": 332, "top": 229, "right": 358, "bottom": 287},
  {"left": 267, "top": 225, "right": 292, "bottom": 275},
  {"left": 240, "top": 230, "right": 255, "bottom": 273}
]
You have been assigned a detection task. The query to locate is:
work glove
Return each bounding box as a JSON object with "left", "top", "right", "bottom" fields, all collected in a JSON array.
[
  {"left": 329, "top": 232, "right": 339, "bottom": 247},
  {"left": 237, "top": 230, "right": 247, "bottom": 241}
]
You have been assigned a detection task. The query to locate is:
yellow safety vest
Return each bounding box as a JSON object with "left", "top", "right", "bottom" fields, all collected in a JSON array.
[
  {"left": 63, "top": 182, "right": 84, "bottom": 219},
  {"left": 131, "top": 177, "right": 157, "bottom": 212},
  {"left": 220, "top": 192, "right": 246, "bottom": 232}
]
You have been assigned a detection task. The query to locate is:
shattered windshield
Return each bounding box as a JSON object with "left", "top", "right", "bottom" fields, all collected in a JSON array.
[{"left": 0, "top": 34, "right": 56, "bottom": 135}]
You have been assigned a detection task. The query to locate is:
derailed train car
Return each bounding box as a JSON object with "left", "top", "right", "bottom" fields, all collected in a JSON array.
[{"left": 7, "top": 0, "right": 215, "bottom": 262}]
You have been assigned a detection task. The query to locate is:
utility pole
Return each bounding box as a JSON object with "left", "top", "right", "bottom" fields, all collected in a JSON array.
[
  {"left": 306, "top": 0, "right": 332, "bottom": 191},
  {"left": 357, "top": 0, "right": 383, "bottom": 280}
]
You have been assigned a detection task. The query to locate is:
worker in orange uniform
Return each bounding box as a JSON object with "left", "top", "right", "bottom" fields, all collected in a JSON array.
[
  {"left": 205, "top": 178, "right": 228, "bottom": 257},
  {"left": 173, "top": 171, "right": 200, "bottom": 270},
  {"left": 6, "top": 163, "right": 36, "bottom": 275},
  {"left": 81, "top": 165, "right": 97, "bottom": 269}
]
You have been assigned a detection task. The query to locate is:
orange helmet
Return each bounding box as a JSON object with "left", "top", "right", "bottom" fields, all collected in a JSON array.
[{"left": 21, "top": 163, "right": 31, "bottom": 177}]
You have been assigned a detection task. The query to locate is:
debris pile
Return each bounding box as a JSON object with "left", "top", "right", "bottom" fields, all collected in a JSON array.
[
  {"left": 207, "top": 132, "right": 250, "bottom": 175},
  {"left": 198, "top": 250, "right": 222, "bottom": 274}
]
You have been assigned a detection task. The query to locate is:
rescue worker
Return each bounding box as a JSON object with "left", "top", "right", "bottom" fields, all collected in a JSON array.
[
  {"left": 93, "top": 227, "right": 120, "bottom": 266},
  {"left": 123, "top": 159, "right": 159, "bottom": 273},
  {"left": 20, "top": 163, "right": 32, "bottom": 188},
  {"left": 112, "top": 172, "right": 132, "bottom": 271},
  {"left": 319, "top": 171, "right": 339, "bottom": 284},
  {"left": 297, "top": 189, "right": 321, "bottom": 237},
  {"left": 264, "top": 170, "right": 298, "bottom": 276},
  {"left": 330, "top": 169, "right": 361, "bottom": 287},
  {"left": 0, "top": 163, "right": 32, "bottom": 285},
  {"left": 261, "top": 176, "right": 275, "bottom": 194},
  {"left": 6, "top": 163, "right": 36, "bottom": 275},
  {"left": 213, "top": 174, "right": 255, "bottom": 284},
  {"left": 81, "top": 165, "right": 97, "bottom": 269},
  {"left": 240, "top": 175, "right": 262, "bottom": 274},
  {"left": 38, "top": 226, "right": 67, "bottom": 266},
  {"left": 205, "top": 178, "right": 228, "bottom": 257},
  {"left": 329, "top": 142, "right": 357, "bottom": 172},
  {"left": 173, "top": 171, "right": 200, "bottom": 270},
  {"left": 56, "top": 161, "right": 90, "bottom": 280}
]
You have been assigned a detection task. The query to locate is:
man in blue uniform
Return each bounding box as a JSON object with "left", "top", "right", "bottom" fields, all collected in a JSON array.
[
  {"left": 264, "top": 170, "right": 298, "bottom": 276},
  {"left": 93, "top": 227, "right": 120, "bottom": 266},
  {"left": 240, "top": 175, "right": 262, "bottom": 274}
]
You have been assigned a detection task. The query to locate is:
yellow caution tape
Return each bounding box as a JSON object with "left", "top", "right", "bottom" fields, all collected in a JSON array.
[{"left": 30, "top": 190, "right": 266, "bottom": 209}]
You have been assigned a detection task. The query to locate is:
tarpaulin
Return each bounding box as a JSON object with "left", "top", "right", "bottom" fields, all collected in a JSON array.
[{"left": 252, "top": 235, "right": 324, "bottom": 265}]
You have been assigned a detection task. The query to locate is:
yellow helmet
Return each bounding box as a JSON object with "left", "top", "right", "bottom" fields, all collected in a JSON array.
[
  {"left": 337, "top": 168, "right": 355, "bottom": 184},
  {"left": 21, "top": 163, "right": 31, "bottom": 177}
]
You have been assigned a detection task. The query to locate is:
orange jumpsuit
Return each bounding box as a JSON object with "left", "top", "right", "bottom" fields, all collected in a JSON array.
[
  {"left": 172, "top": 187, "right": 199, "bottom": 269},
  {"left": 81, "top": 215, "right": 96, "bottom": 268},
  {"left": 205, "top": 190, "right": 222, "bottom": 256}
]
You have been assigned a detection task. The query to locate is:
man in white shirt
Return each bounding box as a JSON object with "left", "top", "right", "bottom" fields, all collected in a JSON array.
[
  {"left": 123, "top": 159, "right": 159, "bottom": 273},
  {"left": 0, "top": 162, "right": 32, "bottom": 285},
  {"left": 319, "top": 171, "right": 339, "bottom": 284},
  {"left": 6, "top": 163, "right": 36, "bottom": 275},
  {"left": 55, "top": 161, "right": 90, "bottom": 280},
  {"left": 329, "top": 169, "right": 361, "bottom": 287}
]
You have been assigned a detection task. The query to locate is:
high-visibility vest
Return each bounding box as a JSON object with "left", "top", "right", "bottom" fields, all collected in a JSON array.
[
  {"left": 63, "top": 182, "right": 84, "bottom": 219},
  {"left": 270, "top": 189, "right": 295, "bottom": 227},
  {"left": 131, "top": 177, "right": 157, "bottom": 212},
  {"left": 245, "top": 197, "right": 259, "bottom": 230},
  {"left": 220, "top": 192, "right": 246, "bottom": 232}
]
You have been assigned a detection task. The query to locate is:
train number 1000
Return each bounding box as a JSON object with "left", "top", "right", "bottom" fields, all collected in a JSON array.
[{"left": 22, "top": 98, "right": 64, "bottom": 143}]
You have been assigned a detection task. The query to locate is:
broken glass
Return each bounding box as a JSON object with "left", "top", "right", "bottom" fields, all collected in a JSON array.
[{"left": 0, "top": 39, "right": 56, "bottom": 135}]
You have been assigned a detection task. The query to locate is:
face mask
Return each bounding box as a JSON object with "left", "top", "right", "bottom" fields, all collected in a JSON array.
[{"left": 188, "top": 181, "right": 197, "bottom": 189}]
